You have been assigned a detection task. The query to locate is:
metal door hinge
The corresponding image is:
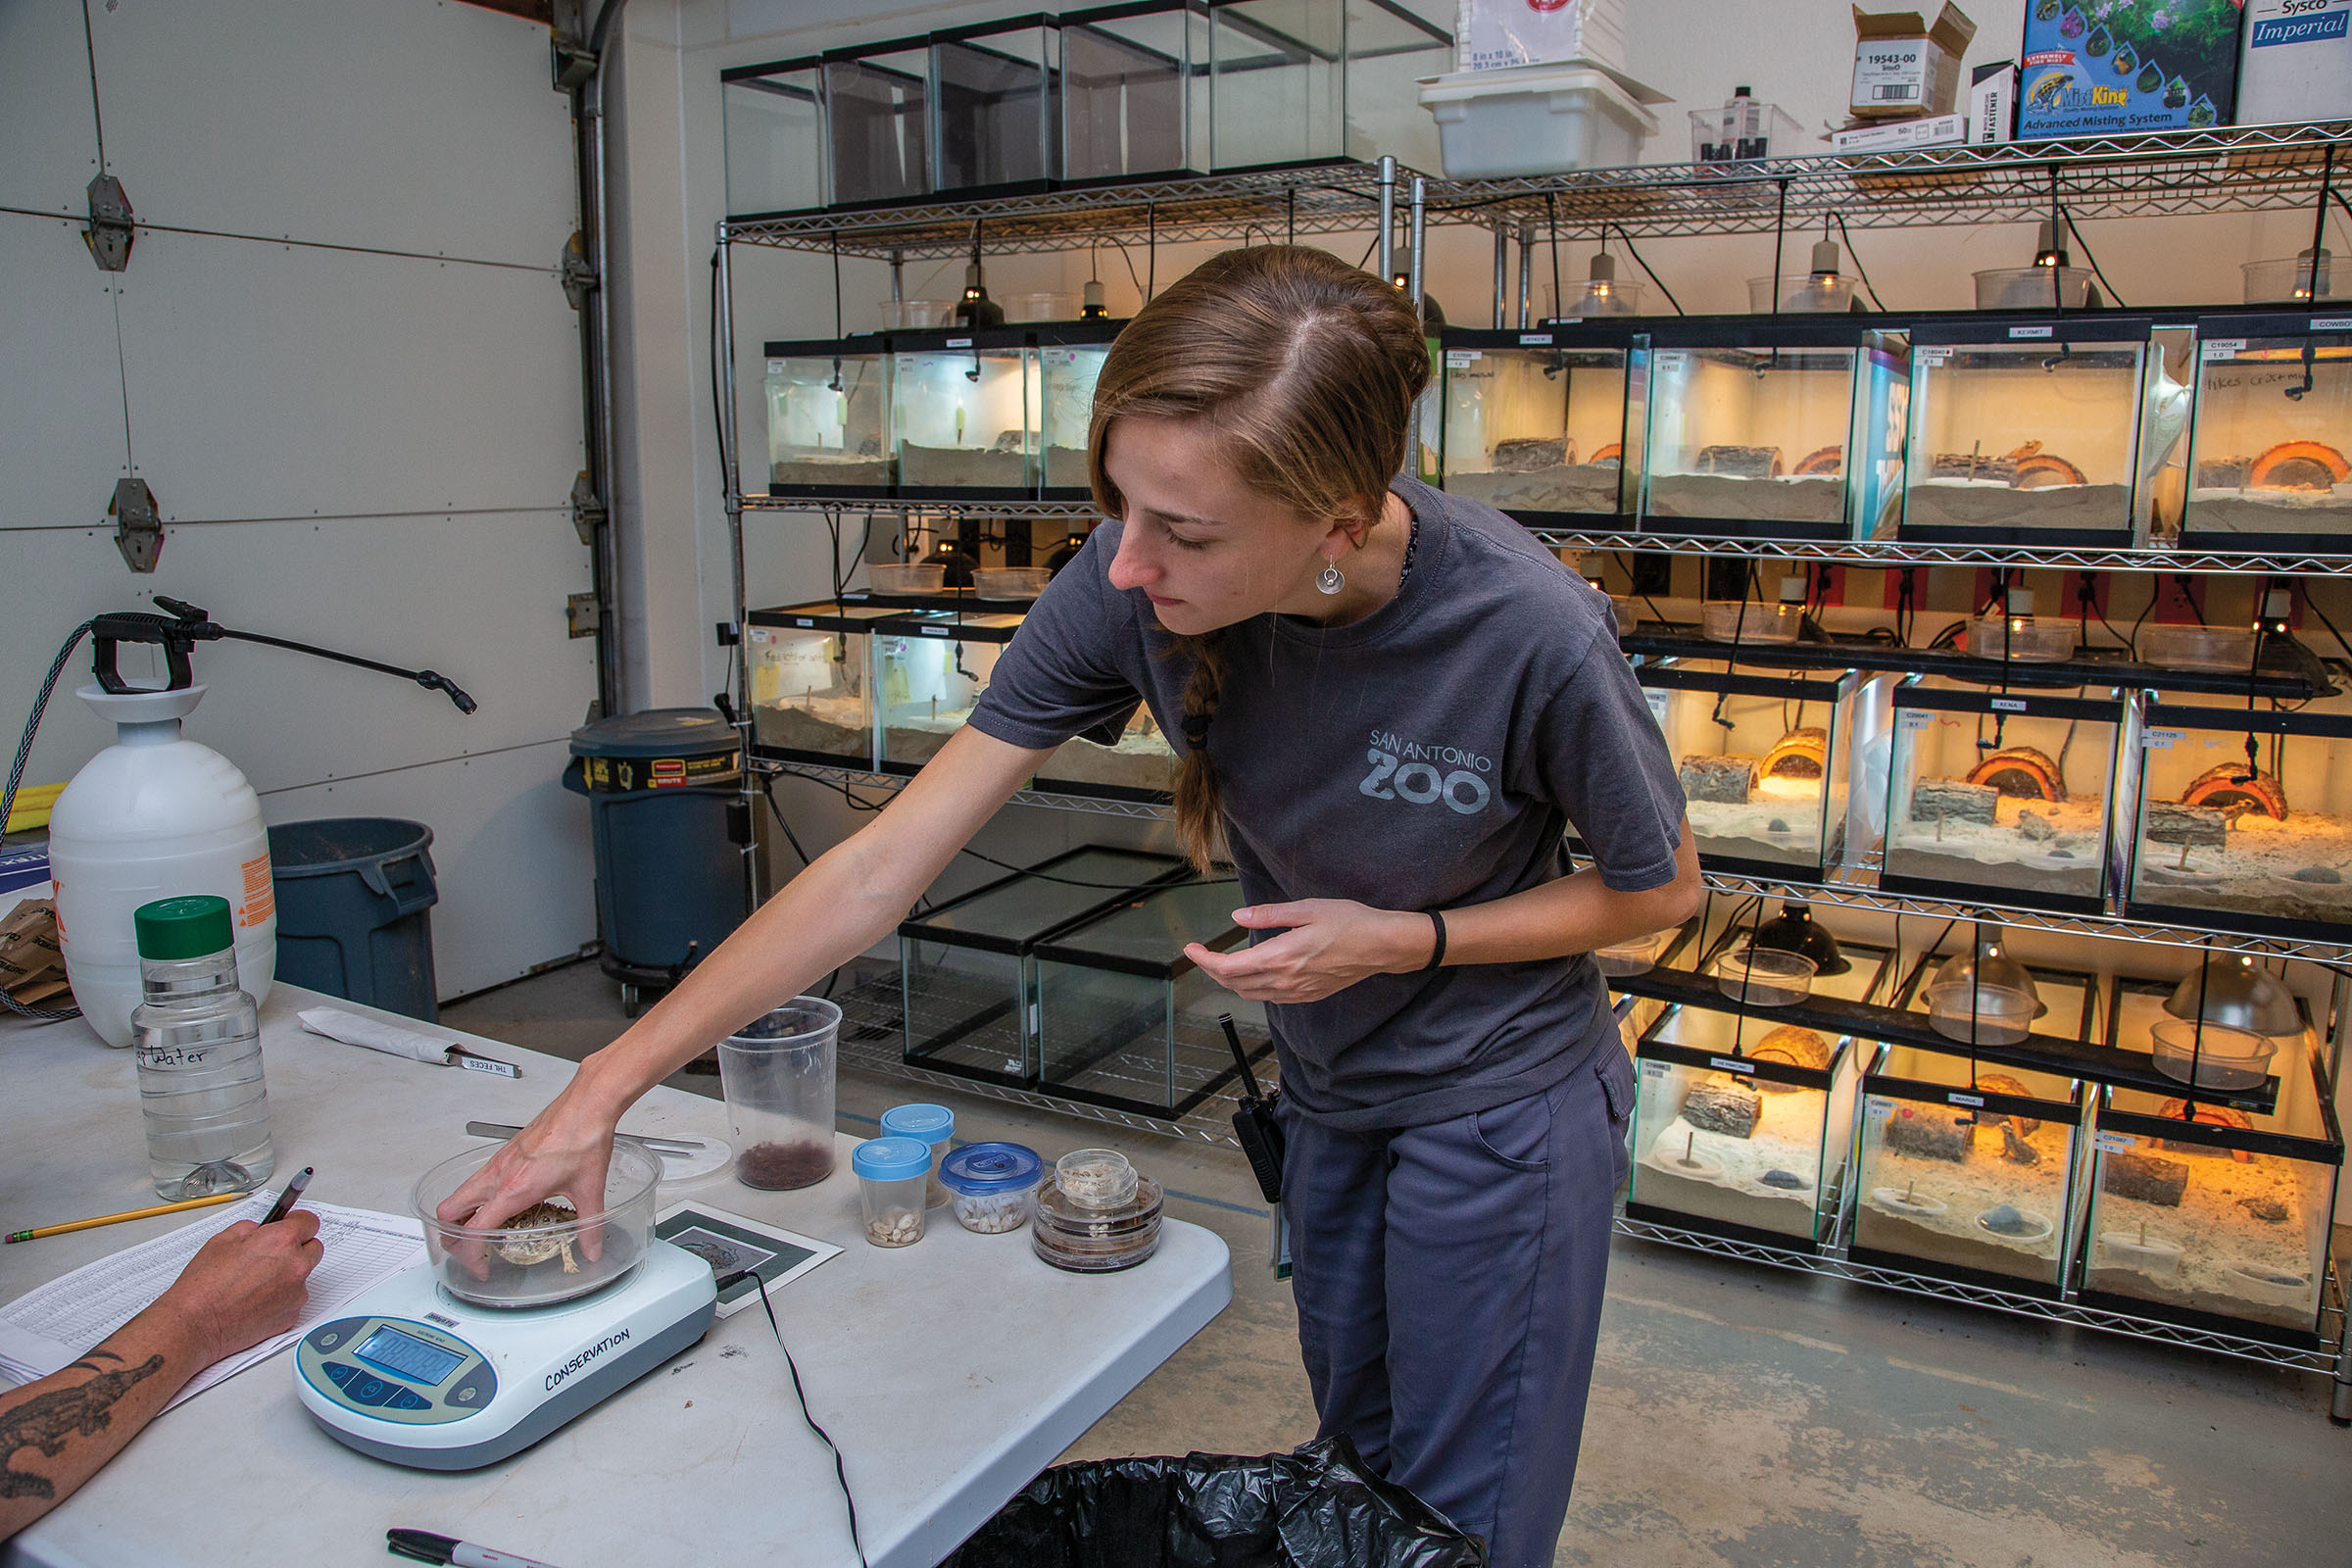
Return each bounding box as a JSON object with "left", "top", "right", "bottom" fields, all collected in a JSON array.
[
  {"left": 569, "top": 470, "right": 606, "bottom": 546},
  {"left": 566, "top": 592, "right": 602, "bottom": 638},
  {"left": 561, "top": 232, "right": 597, "bottom": 311},
  {"left": 83, "top": 174, "right": 133, "bottom": 272},
  {"left": 551, "top": 0, "right": 598, "bottom": 91},
  {"left": 109, "top": 476, "right": 162, "bottom": 572}
]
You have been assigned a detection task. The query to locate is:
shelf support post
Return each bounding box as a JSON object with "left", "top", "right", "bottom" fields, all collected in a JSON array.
[
  {"left": 1408, "top": 174, "right": 1427, "bottom": 330},
  {"left": 1493, "top": 221, "right": 1508, "bottom": 329},
  {"left": 1518, "top": 222, "right": 1534, "bottom": 328},
  {"left": 714, "top": 220, "right": 760, "bottom": 907},
  {"left": 1376, "top": 154, "right": 1396, "bottom": 286}
]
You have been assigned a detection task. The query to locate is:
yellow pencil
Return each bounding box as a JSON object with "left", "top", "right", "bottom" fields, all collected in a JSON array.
[{"left": 6, "top": 1190, "right": 249, "bottom": 1244}]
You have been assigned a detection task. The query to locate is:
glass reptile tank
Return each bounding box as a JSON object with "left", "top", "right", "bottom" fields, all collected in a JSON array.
[
  {"left": 1036, "top": 320, "right": 1122, "bottom": 499},
  {"left": 1902, "top": 316, "right": 2158, "bottom": 546},
  {"left": 1059, "top": 0, "right": 1211, "bottom": 182},
  {"left": 930, "top": 17, "right": 1060, "bottom": 196},
  {"left": 1622, "top": 927, "right": 1891, "bottom": 1250},
  {"left": 1031, "top": 876, "right": 1271, "bottom": 1118},
  {"left": 896, "top": 847, "right": 1191, "bottom": 1089},
  {"left": 745, "top": 603, "right": 897, "bottom": 769},
  {"left": 2126, "top": 698, "right": 2352, "bottom": 942},
  {"left": 761, "top": 338, "right": 893, "bottom": 497},
  {"left": 1850, "top": 1045, "right": 2090, "bottom": 1297},
  {"left": 2082, "top": 976, "right": 2339, "bottom": 1344},
  {"left": 1880, "top": 677, "right": 2130, "bottom": 915},
  {"left": 1639, "top": 317, "right": 1908, "bottom": 542},
  {"left": 891, "top": 328, "right": 1039, "bottom": 500},
  {"left": 1438, "top": 320, "right": 1641, "bottom": 523},
  {"left": 2179, "top": 312, "right": 2352, "bottom": 554},
  {"left": 1636, "top": 659, "right": 1855, "bottom": 882}
]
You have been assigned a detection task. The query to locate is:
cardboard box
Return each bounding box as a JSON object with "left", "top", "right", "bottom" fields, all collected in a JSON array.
[
  {"left": 2018, "top": 0, "right": 2243, "bottom": 138},
  {"left": 1850, "top": 5, "right": 1980, "bottom": 120},
  {"left": 2236, "top": 0, "right": 2352, "bottom": 123},
  {"left": 1969, "top": 60, "right": 2016, "bottom": 141},
  {"left": 1833, "top": 112, "right": 1968, "bottom": 152}
]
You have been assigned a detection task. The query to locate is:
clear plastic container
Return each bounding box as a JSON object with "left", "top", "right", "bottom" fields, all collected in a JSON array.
[
  {"left": 1690, "top": 91, "right": 1800, "bottom": 164},
  {"left": 2138, "top": 623, "right": 2257, "bottom": 671},
  {"left": 1701, "top": 601, "right": 1802, "bottom": 644},
  {"left": 2149, "top": 1018, "right": 2278, "bottom": 1091},
  {"left": 1594, "top": 926, "right": 1676, "bottom": 977},
  {"left": 882, "top": 299, "right": 958, "bottom": 329},
  {"left": 880, "top": 1102, "right": 954, "bottom": 1208},
  {"left": 852, "top": 1137, "right": 930, "bottom": 1248},
  {"left": 868, "top": 563, "right": 947, "bottom": 595},
  {"left": 415, "top": 1142, "right": 662, "bottom": 1309},
  {"left": 129, "top": 897, "right": 274, "bottom": 1200},
  {"left": 1004, "top": 292, "right": 1080, "bottom": 322},
  {"left": 1747, "top": 273, "right": 1861, "bottom": 314},
  {"left": 1974, "top": 266, "right": 2098, "bottom": 310},
  {"left": 1713, "top": 945, "right": 1815, "bottom": 1005},
  {"left": 1609, "top": 596, "right": 1640, "bottom": 637},
  {"left": 1032, "top": 1150, "right": 1163, "bottom": 1273},
  {"left": 2243, "top": 254, "right": 2346, "bottom": 307},
  {"left": 719, "top": 998, "right": 841, "bottom": 1191},
  {"left": 973, "top": 566, "right": 1052, "bottom": 600},
  {"left": 1925, "top": 980, "right": 2037, "bottom": 1046},
  {"left": 939, "top": 1141, "right": 1043, "bottom": 1234},
  {"left": 1966, "top": 613, "right": 2078, "bottom": 662}
]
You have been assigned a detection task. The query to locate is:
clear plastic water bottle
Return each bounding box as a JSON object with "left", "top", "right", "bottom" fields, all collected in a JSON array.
[{"left": 130, "top": 896, "right": 274, "bottom": 1199}]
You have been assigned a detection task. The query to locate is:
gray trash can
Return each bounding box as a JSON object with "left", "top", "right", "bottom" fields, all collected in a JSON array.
[
  {"left": 269, "top": 817, "right": 439, "bottom": 1020},
  {"left": 564, "top": 708, "right": 748, "bottom": 1014}
]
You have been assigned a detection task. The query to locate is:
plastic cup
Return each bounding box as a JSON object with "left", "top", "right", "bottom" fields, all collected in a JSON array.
[
  {"left": 719, "top": 998, "right": 841, "bottom": 1191},
  {"left": 852, "top": 1137, "right": 930, "bottom": 1248},
  {"left": 880, "top": 1102, "right": 955, "bottom": 1208},
  {"left": 940, "top": 1141, "right": 1043, "bottom": 1234}
]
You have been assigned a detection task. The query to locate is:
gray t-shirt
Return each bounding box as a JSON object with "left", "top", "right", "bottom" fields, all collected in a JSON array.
[{"left": 966, "top": 475, "right": 1686, "bottom": 1131}]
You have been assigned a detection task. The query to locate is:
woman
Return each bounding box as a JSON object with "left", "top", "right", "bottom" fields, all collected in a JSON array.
[{"left": 445, "top": 244, "right": 1698, "bottom": 1567}]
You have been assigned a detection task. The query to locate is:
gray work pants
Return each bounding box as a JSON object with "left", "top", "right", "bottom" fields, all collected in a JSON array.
[{"left": 1277, "top": 1045, "right": 1634, "bottom": 1568}]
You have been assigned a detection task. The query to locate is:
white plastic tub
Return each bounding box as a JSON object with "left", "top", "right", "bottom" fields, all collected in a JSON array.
[{"left": 1418, "top": 64, "right": 1660, "bottom": 179}]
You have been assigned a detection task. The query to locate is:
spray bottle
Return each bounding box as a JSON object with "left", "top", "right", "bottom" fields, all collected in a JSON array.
[{"left": 5, "top": 598, "right": 475, "bottom": 1045}]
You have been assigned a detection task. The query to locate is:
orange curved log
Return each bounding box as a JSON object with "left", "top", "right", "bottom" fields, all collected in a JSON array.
[
  {"left": 1964, "top": 746, "right": 2066, "bottom": 803},
  {"left": 2180, "top": 762, "right": 2287, "bottom": 821},
  {"left": 2248, "top": 440, "right": 2350, "bottom": 491},
  {"left": 1794, "top": 445, "right": 1843, "bottom": 476},
  {"left": 2013, "top": 454, "right": 2087, "bottom": 489}
]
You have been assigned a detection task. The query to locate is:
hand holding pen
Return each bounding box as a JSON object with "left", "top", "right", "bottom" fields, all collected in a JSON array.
[{"left": 261, "top": 1166, "right": 314, "bottom": 1225}]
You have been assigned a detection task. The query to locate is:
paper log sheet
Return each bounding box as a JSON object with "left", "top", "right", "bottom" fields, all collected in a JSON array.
[{"left": 0, "top": 1195, "right": 425, "bottom": 1409}]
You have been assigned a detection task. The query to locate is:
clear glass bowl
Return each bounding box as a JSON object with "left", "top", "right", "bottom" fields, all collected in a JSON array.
[
  {"left": 1966, "top": 613, "right": 2078, "bottom": 662},
  {"left": 868, "top": 563, "right": 948, "bottom": 595},
  {"left": 1609, "top": 597, "right": 1640, "bottom": 638},
  {"left": 414, "top": 1143, "right": 662, "bottom": 1310},
  {"left": 2150, "top": 1018, "right": 2278, "bottom": 1091},
  {"left": 2139, "top": 623, "right": 2256, "bottom": 672},
  {"left": 1748, "top": 274, "right": 1860, "bottom": 314},
  {"left": 1701, "top": 601, "right": 1802, "bottom": 645},
  {"left": 1712, "top": 945, "right": 1816, "bottom": 1005},
  {"left": 1925, "top": 981, "right": 2036, "bottom": 1047},
  {"left": 1595, "top": 926, "right": 1677, "bottom": 978},
  {"left": 1004, "top": 291, "right": 1081, "bottom": 322},
  {"left": 881, "top": 298, "right": 958, "bottom": 328},
  {"left": 2242, "top": 257, "right": 2347, "bottom": 306},
  {"left": 973, "top": 566, "right": 1052, "bottom": 600}
]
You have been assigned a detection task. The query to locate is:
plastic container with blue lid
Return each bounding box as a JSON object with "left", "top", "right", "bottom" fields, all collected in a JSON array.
[
  {"left": 939, "top": 1141, "right": 1044, "bottom": 1235},
  {"left": 851, "top": 1137, "right": 932, "bottom": 1248},
  {"left": 880, "top": 1102, "right": 956, "bottom": 1209}
]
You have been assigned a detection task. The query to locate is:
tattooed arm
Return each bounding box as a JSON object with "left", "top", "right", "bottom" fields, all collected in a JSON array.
[{"left": 1, "top": 1212, "right": 320, "bottom": 1540}]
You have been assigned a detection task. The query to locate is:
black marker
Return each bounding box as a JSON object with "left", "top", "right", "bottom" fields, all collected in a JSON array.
[
  {"left": 387, "top": 1529, "right": 565, "bottom": 1568},
  {"left": 260, "top": 1166, "right": 313, "bottom": 1225}
]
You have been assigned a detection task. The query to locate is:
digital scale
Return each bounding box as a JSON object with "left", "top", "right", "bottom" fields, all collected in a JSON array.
[{"left": 295, "top": 1239, "right": 717, "bottom": 1470}]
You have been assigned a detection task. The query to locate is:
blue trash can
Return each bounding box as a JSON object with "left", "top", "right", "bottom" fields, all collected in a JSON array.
[
  {"left": 269, "top": 817, "right": 439, "bottom": 1020},
  {"left": 564, "top": 708, "right": 748, "bottom": 1013}
]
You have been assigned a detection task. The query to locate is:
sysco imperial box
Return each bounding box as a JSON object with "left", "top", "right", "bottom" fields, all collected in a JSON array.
[{"left": 2018, "top": 0, "right": 2244, "bottom": 137}]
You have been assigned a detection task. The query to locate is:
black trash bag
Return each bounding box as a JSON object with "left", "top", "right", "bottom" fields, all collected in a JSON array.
[{"left": 939, "top": 1435, "right": 1488, "bottom": 1568}]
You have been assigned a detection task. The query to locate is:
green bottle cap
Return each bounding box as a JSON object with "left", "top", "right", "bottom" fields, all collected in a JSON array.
[{"left": 133, "top": 896, "right": 235, "bottom": 961}]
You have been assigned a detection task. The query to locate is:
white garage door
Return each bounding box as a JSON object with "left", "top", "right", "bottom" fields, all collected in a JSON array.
[{"left": 1, "top": 0, "right": 599, "bottom": 999}]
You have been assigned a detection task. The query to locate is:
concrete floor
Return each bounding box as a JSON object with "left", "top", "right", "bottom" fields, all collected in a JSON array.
[{"left": 444, "top": 961, "right": 2352, "bottom": 1567}]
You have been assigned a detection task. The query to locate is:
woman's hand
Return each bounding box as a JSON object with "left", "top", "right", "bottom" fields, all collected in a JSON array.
[
  {"left": 433, "top": 1078, "right": 622, "bottom": 1258},
  {"left": 1184, "top": 900, "right": 1434, "bottom": 1004}
]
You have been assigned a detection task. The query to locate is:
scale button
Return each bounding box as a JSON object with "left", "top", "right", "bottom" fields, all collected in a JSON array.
[
  {"left": 389, "top": 1389, "right": 431, "bottom": 1411},
  {"left": 323, "top": 1362, "right": 358, "bottom": 1389},
  {"left": 453, "top": 1387, "right": 477, "bottom": 1403},
  {"left": 348, "top": 1374, "right": 393, "bottom": 1407}
]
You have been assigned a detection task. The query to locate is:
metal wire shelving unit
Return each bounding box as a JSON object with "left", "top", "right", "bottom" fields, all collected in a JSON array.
[{"left": 715, "top": 128, "right": 2352, "bottom": 1412}]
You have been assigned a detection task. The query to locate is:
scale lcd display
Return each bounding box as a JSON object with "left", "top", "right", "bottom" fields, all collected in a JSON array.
[{"left": 354, "top": 1324, "right": 466, "bottom": 1387}]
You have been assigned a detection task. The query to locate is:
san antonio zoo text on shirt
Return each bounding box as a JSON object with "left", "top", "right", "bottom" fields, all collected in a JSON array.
[{"left": 1361, "top": 728, "right": 1494, "bottom": 816}]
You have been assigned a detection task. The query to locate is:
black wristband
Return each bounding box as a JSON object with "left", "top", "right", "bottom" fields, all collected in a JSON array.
[{"left": 1422, "top": 909, "right": 1446, "bottom": 972}]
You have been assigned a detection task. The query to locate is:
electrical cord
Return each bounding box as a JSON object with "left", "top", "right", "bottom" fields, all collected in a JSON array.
[
  {"left": 714, "top": 1268, "right": 866, "bottom": 1568},
  {"left": 2, "top": 621, "right": 95, "bottom": 1021},
  {"left": 1606, "top": 223, "right": 1684, "bottom": 315},
  {"left": 1830, "top": 213, "right": 1886, "bottom": 312},
  {"left": 2057, "top": 205, "right": 2128, "bottom": 309}
]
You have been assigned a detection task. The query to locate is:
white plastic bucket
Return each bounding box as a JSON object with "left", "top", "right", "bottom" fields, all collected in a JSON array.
[{"left": 1418, "top": 63, "right": 1659, "bottom": 179}]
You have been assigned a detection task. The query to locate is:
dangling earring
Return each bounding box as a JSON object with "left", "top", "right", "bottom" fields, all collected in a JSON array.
[{"left": 1315, "top": 557, "right": 1345, "bottom": 596}]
